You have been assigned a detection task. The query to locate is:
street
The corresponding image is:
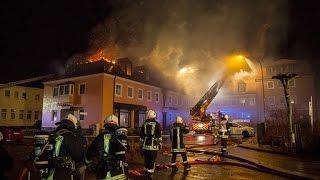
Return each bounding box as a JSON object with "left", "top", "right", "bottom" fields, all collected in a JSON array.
[{"left": 3, "top": 134, "right": 316, "bottom": 180}]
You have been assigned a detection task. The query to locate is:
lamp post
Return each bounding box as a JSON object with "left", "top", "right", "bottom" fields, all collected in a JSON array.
[
  {"left": 258, "top": 59, "right": 266, "bottom": 123},
  {"left": 272, "top": 73, "right": 298, "bottom": 148}
]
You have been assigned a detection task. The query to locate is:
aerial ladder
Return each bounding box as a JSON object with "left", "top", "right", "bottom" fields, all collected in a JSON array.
[{"left": 189, "top": 55, "right": 251, "bottom": 133}]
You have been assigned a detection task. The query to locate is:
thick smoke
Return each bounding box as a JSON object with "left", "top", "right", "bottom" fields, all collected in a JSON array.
[{"left": 84, "top": 0, "right": 288, "bottom": 96}]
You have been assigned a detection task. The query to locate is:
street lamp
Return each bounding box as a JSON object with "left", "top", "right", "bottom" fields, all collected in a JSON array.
[
  {"left": 272, "top": 73, "right": 298, "bottom": 149},
  {"left": 258, "top": 60, "right": 266, "bottom": 123}
]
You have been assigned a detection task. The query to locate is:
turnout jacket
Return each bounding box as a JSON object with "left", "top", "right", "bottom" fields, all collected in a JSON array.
[
  {"left": 170, "top": 123, "right": 189, "bottom": 152},
  {"left": 86, "top": 124, "right": 127, "bottom": 179},
  {"left": 140, "top": 118, "right": 162, "bottom": 151}
]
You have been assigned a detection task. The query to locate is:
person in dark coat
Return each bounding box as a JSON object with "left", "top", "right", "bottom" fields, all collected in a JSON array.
[
  {"left": 140, "top": 110, "right": 162, "bottom": 179},
  {"left": 52, "top": 114, "right": 86, "bottom": 180},
  {"left": 170, "top": 116, "right": 191, "bottom": 173},
  {"left": 74, "top": 120, "right": 88, "bottom": 180},
  {"left": 86, "top": 114, "right": 127, "bottom": 180},
  {"left": 0, "top": 145, "right": 13, "bottom": 180}
]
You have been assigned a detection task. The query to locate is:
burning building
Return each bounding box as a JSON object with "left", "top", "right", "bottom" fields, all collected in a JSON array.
[{"left": 41, "top": 58, "right": 193, "bottom": 133}]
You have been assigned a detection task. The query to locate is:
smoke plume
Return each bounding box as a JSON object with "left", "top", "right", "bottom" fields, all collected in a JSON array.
[{"left": 81, "top": 0, "right": 288, "bottom": 96}]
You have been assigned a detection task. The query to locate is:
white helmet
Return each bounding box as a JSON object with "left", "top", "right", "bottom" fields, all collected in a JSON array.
[
  {"left": 66, "top": 114, "right": 77, "bottom": 127},
  {"left": 176, "top": 116, "right": 183, "bottom": 124},
  {"left": 223, "top": 115, "right": 229, "bottom": 120},
  {"left": 104, "top": 114, "right": 119, "bottom": 125},
  {"left": 147, "top": 110, "right": 157, "bottom": 119}
]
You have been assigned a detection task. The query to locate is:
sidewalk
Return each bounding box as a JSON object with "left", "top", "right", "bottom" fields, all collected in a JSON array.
[{"left": 191, "top": 144, "right": 320, "bottom": 179}]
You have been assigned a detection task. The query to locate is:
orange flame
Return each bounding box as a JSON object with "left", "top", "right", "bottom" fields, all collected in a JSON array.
[{"left": 87, "top": 46, "right": 118, "bottom": 62}]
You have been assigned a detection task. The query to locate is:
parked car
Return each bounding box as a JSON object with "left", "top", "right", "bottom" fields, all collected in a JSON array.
[
  {"left": 1, "top": 128, "right": 24, "bottom": 142},
  {"left": 227, "top": 122, "right": 255, "bottom": 137}
]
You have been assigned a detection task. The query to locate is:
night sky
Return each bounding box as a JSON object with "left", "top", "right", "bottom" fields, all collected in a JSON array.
[{"left": 0, "top": 0, "right": 319, "bottom": 82}]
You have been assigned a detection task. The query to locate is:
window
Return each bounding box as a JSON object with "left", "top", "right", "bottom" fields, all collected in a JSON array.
[
  {"left": 34, "top": 111, "right": 39, "bottom": 120},
  {"left": 169, "top": 96, "right": 172, "bottom": 104},
  {"left": 238, "top": 82, "right": 246, "bottom": 93},
  {"left": 267, "top": 96, "right": 275, "bottom": 105},
  {"left": 79, "top": 84, "right": 86, "bottom": 95},
  {"left": 154, "top": 92, "right": 159, "bottom": 102},
  {"left": 127, "top": 86, "right": 133, "bottom": 98},
  {"left": 10, "top": 109, "right": 15, "bottom": 119},
  {"left": 14, "top": 91, "right": 19, "bottom": 98},
  {"left": 27, "top": 111, "right": 32, "bottom": 120},
  {"left": 5, "top": 90, "right": 10, "bottom": 97},
  {"left": 288, "top": 79, "right": 295, "bottom": 87},
  {"left": 1, "top": 109, "right": 7, "bottom": 119},
  {"left": 138, "top": 89, "right": 143, "bottom": 100},
  {"left": 249, "top": 98, "right": 255, "bottom": 106},
  {"left": 53, "top": 87, "right": 59, "bottom": 97},
  {"left": 267, "top": 81, "right": 274, "bottom": 89},
  {"left": 119, "top": 109, "right": 130, "bottom": 127},
  {"left": 59, "top": 85, "right": 65, "bottom": 95},
  {"left": 147, "top": 91, "right": 152, "bottom": 101},
  {"left": 279, "top": 96, "right": 286, "bottom": 105},
  {"left": 19, "top": 110, "right": 24, "bottom": 119},
  {"left": 79, "top": 109, "right": 85, "bottom": 120},
  {"left": 52, "top": 110, "right": 58, "bottom": 122},
  {"left": 35, "top": 94, "right": 40, "bottom": 101},
  {"left": 115, "top": 84, "right": 122, "bottom": 96},
  {"left": 70, "top": 85, "right": 74, "bottom": 95},
  {"left": 22, "top": 92, "right": 27, "bottom": 99},
  {"left": 138, "top": 111, "right": 146, "bottom": 127},
  {"left": 65, "top": 85, "right": 70, "bottom": 94},
  {"left": 174, "top": 96, "right": 178, "bottom": 105}
]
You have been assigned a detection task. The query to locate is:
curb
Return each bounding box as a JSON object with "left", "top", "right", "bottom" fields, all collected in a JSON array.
[{"left": 187, "top": 149, "right": 318, "bottom": 180}]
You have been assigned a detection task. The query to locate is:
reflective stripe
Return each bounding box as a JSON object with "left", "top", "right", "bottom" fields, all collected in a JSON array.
[
  {"left": 104, "top": 134, "right": 111, "bottom": 153},
  {"left": 177, "top": 127, "right": 180, "bottom": 150},
  {"left": 171, "top": 163, "right": 176, "bottom": 166},
  {"left": 144, "top": 163, "right": 155, "bottom": 173},
  {"left": 54, "top": 136, "right": 63, "bottom": 157},
  {"left": 143, "top": 145, "right": 159, "bottom": 151},
  {"left": 115, "top": 151, "right": 125, "bottom": 155},
  {"left": 172, "top": 148, "right": 186, "bottom": 152},
  {"left": 183, "top": 161, "right": 188, "bottom": 164},
  {"left": 104, "top": 171, "right": 126, "bottom": 179}
]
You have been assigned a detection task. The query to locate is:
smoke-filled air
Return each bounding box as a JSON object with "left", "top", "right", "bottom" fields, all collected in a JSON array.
[{"left": 70, "top": 0, "right": 288, "bottom": 96}]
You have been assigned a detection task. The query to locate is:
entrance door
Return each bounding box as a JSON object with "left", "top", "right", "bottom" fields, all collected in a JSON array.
[{"left": 162, "top": 112, "right": 167, "bottom": 130}]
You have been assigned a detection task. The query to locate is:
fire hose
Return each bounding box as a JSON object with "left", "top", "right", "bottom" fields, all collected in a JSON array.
[{"left": 127, "top": 143, "right": 316, "bottom": 180}]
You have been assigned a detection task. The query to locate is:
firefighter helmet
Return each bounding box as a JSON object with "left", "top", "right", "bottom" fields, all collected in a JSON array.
[
  {"left": 105, "top": 114, "right": 119, "bottom": 125},
  {"left": 66, "top": 114, "right": 78, "bottom": 127},
  {"left": 176, "top": 116, "right": 183, "bottom": 124},
  {"left": 147, "top": 110, "right": 157, "bottom": 119},
  {"left": 222, "top": 114, "right": 229, "bottom": 120}
]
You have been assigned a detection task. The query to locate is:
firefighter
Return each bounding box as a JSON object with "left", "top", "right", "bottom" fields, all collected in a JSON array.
[
  {"left": 74, "top": 120, "right": 88, "bottom": 180},
  {"left": 220, "top": 114, "right": 229, "bottom": 154},
  {"left": 52, "top": 114, "right": 87, "bottom": 180},
  {"left": 140, "top": 110, "right": 162, "bottom": 179},
  {"left": 170, "top": 116, "right": 191, "bottom": 173},
  {"left": 86, "top": 114, "right": 127, "bottom": 180}
]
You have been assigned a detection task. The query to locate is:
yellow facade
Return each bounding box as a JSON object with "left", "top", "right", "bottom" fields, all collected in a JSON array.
[{"left": 0, "top": 85, "right": 43, "bottom": 126}]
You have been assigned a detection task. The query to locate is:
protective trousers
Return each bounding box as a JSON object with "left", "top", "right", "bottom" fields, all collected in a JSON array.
[
  {"left": 171, "top": 152, "right": 188, "bottom": 166},
  {"left": 143, "top": 150, "right": 157, "bottom": 176}
]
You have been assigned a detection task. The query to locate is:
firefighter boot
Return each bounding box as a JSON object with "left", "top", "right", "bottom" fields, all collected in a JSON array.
[
  {"left": 144, "top": 171, "right": 153, "bottom": 180},
  {"left": 184, "top": 163, "right": 191, "bottom": 171},
  {"left": 171, "top": 165, "right": 178, "bottom": 173}
]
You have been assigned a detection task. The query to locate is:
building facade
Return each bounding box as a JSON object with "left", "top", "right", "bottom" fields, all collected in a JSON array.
[
  {"left": 41, "top": 60, "right": 193, "bottom": 132},
  {"left": 209, "top": 59, "right": 319, "bottom": 125},
  {"left": 0, "top": 85, "right": 43, "bottom": 126}
]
